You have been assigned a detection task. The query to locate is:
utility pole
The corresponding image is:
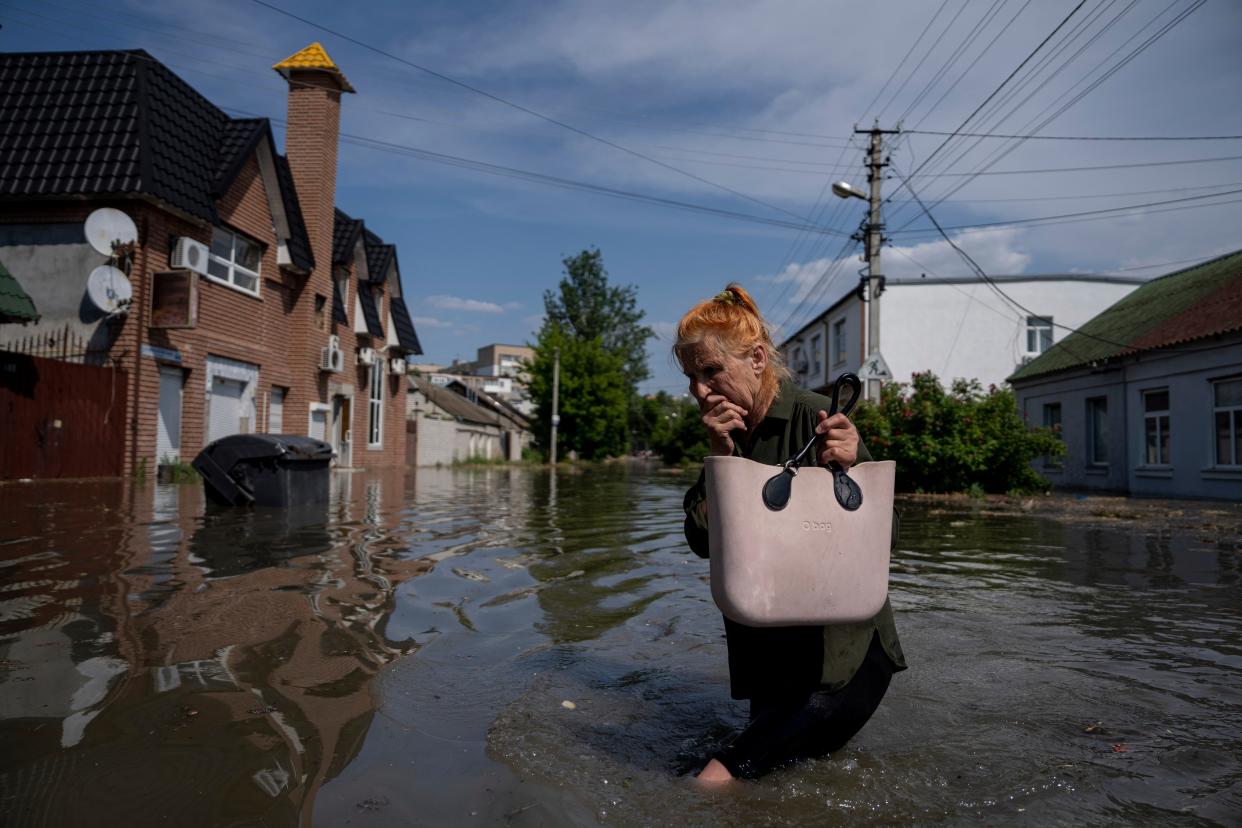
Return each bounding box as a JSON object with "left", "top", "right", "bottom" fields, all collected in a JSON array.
[
  {"left": 549, "top": 347, "right": 560, "bottom": 465},
  {"left": 851, "top": 125, "right": 899, "bottom": 402}
]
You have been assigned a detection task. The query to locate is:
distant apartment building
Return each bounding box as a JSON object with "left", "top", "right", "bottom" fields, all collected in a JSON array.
[{"left": 441, "top": 343, "right": 535, "bottom": 415}]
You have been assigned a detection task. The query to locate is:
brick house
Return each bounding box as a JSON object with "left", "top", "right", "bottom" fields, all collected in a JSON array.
[{"left": 0, "top": 45, "right": 421, "bottom": 477}]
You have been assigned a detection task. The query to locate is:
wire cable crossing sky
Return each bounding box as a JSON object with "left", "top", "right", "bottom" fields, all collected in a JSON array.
[{"left": 3, "top": 0, "right": 1237, "bottom": 394}]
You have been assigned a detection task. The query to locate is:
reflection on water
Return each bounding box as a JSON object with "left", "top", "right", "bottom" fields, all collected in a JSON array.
[{"left": 1, "top": 468, "right": 1239, "bottom": 826}]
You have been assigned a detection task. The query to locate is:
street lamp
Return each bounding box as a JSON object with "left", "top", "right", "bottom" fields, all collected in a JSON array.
[{"left": 832, "top": 181, "right": 867, "bottom": 201}]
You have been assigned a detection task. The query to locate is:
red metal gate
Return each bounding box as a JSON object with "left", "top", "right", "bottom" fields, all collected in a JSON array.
[{"left": 0, "top": 351, "right": 128, "bottom": 478}]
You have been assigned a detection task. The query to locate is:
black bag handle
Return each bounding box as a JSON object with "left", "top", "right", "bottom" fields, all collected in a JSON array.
[{"left": 762, "top": 373, "right": 864, "bottom": 512}]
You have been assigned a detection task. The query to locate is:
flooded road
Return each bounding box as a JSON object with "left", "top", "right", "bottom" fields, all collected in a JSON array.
[{"left": 1, "top": 466, "right": 1239, "bottom": 826}]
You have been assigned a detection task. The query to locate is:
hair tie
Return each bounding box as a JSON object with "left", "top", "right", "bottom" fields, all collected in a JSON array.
[{"left": 714, "top": 290, "right": 738, "bottom": 306}]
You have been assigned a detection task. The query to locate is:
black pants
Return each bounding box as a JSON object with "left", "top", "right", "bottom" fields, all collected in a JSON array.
[{"left": 713, "top": 632, "right": 895, "bottom": 780}]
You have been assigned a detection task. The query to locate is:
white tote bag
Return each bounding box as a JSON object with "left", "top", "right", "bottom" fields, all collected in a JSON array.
[{"left": 704, "top": 373, "right": 895, "bottom": 626}]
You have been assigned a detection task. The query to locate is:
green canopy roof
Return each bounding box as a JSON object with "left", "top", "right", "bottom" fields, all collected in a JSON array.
[
  {"left": 1009, "top": 249, "right": 1242, "bottom": 382},
  {"left": 0, "top": 259, "right": 39, "bottom": 324}
]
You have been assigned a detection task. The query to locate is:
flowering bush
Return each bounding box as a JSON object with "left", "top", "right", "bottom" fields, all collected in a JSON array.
[{"left": 851, "top": 371, "right": 1064, "bottom": 494}]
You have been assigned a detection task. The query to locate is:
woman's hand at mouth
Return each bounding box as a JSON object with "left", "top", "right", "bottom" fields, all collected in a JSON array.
[{"left": 701, "top": 394, "right": 748, "bottom": 456}]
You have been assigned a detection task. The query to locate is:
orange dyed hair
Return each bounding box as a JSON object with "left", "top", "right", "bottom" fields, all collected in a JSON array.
[{"left": 673, "top": 283, "right": 789, "bottom": 399}]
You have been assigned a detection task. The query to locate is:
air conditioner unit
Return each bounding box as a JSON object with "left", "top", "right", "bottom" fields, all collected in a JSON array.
[
  {"left": 170, "top": 236, "right": 210, "bottom": 275},
  {"left": 389, "top": 358, "right": 407, "bottom": 375},
  {"left": 320, "top": 344, "right": 344, "bottom": 373},
  {"left": 357, "top": 347, "right": 376, "bottom": 366}
]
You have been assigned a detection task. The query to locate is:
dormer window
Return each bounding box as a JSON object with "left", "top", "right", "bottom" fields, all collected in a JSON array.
[{"left": 208, "top": 228, "right": 261, "bottom": 295}]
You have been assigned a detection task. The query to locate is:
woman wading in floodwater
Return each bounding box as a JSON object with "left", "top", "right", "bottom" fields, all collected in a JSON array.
[{"left": 676, "top": 284, "right": 906, "bottom": 782}]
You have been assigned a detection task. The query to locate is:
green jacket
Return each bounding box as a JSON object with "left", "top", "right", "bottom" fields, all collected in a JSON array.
[{"left": 684, "top": 380, "right": 907, "bottom": 698}]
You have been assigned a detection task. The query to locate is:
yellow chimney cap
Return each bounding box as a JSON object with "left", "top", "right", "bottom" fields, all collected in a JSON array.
[{"left": 273, "top": 42, "right": 355, "bottom": 93}]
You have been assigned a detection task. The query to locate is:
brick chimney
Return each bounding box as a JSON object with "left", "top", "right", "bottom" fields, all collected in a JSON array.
[
  {"left": 273, "top": 43, "right": 354, "bottom": 421},
  {"left": 273, "top": 42, "right": 354, "bottom": 279}
]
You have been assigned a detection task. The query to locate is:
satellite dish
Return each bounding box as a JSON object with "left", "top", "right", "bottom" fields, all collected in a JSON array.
[
  {"left": 84, "top": 208, "right": 138, "bottom": 255},
  {"left": 86, "top": 265, "right": 133, "bottom": 314}
]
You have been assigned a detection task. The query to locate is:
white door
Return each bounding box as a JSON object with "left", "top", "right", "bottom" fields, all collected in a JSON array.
[
  {"left": 156, "top": 367, "right": 182, "bottom": 462},
  {"left": 208, "top": 377, "right": 246, "bottom": 443},
  {"left": 309, "top": 406, "right": 328, "bottom": 441},
  {"left": 332, "top": 395, "right": 352, "bottom": 467}
]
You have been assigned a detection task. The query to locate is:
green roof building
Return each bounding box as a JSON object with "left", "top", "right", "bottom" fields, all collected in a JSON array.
[{"left": 1009, "top": 250, "right": 1242, "bottom": 500}]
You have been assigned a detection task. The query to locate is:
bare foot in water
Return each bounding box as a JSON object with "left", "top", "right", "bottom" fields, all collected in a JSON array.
[{"left": 696, "top": 758, "right": 734, "bottom": 784}]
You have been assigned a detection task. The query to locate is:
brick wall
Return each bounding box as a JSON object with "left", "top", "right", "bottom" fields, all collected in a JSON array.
[{"left": 2, "top": 59, "right": 413, "bottom": 476}]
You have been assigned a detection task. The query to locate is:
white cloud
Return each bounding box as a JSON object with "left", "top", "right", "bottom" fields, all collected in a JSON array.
[
  {"left": 764, "top": 227, "right": 1031, "bottom": 312},
  {"left": 424, "top": 295, "right": 507, "bottom": 314},
  {"left": 413, "top": 316, "right": 452, "bottom": 329}
]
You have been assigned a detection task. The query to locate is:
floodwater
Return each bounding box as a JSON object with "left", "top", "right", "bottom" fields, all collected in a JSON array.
[{"left": 1, "top": 466, "right": 1239, "bottom": 827}]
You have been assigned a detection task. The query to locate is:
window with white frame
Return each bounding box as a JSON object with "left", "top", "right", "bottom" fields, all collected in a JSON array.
[
  {"left": 1143, "top": 389, "right": 1170, "bottom": 466},
  {"left": 810, "top": 333, "right": 822, "bottom": 375},
  {"left": 1026, "top": 316, "right": 1054, "bottom": 355},
  {"left": 832, "top": 319, "right": 847, "bottom": 366},
  {"left": 1087, "top": 397, "right": 1108, "bottom": 466},
  {"left": 1213, "top": 378, "right": 1242, "bottom": 467},
  {"left": 268, "top": 386, "right": 285, "bottom": 434},
  {"left": 207, "top": 228, "right": 261, "bottom": 295},
  {"left": 368, "top": 361, "right": 384, "bottom": 447}
]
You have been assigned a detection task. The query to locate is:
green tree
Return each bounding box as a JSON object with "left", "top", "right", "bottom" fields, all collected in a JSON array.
[
  {"left": 542, "top": 248, "right": 653, "bottom": 388},
  {"left": 851, "top": 372, "right": 1064, "bottom": 494},
  {"left": 528, "top": 327, "right": 630, "bottom": 461},
  {"left": 529, "top": 248, "right": 653, "bottom": 460}
]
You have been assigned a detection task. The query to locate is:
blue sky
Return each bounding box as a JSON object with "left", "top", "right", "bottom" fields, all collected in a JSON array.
[{"left": 3, "top": 0, "right": 1241, "bottom": 395}]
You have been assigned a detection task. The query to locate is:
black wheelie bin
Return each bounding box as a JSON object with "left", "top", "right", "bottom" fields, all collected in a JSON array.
[{"left": 193, "top": 435, "right": 334, "bottom": 507}]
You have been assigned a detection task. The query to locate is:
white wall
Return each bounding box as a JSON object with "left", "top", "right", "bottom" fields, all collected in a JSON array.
[{"left": 882, "top": 278, "right": 1140, "bottom": 389}]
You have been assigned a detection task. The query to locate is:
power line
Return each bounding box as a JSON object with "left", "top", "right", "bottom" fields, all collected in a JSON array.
[
  {"left": 889, "top": 0, "right": 1142, "bottom": 229},
  {"left": 889, "top": 0, "right": 1206, "bottom": 232},
  {"left": 220, "top": 107, "right": 850, "bottom": 238},
  {"left": 887, "top": 180, "right": 1242, "bottom": 204},
  {"left": 897, "top": 0, "right": 1020, "bottom": 125},
  {"left": 904, "top": 129, "right": 1242, "bottom": 141},
  {"left": 890, "top": 165, "right": 1148, "bottom": 360},
  {"left": 861, "top": 0, "right": 951, "bottom": 120},
  {"left": 246, "top": 0, "right": 815, "bottom": 225},
  {"left": 902, "top": 0, "right": 1090, "bottom": 184},
  {"left": 902, "top": 152, "right": 1242, "bottom": 177},
  {"left": 888, "top": 186, "right": 1242, "bottom": 236}
]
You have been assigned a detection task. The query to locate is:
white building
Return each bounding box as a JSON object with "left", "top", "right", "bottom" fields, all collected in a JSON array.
[
  {"left": 406, "top": 375, "right": 531, "bottom": 466},
  {"left": 780, "top": 274, "right": 1146, "bottom": 393}
]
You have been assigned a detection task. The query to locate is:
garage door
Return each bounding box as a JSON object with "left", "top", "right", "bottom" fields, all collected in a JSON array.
[
  {"left": 156, "top": 367, "right": 182, "bottom": 462},
  {"left": 207, "top": 377, "right": 247, "bottom": 444}
]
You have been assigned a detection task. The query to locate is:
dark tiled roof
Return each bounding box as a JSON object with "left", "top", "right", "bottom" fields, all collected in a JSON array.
[
  {"left": 1, "top": 51, "right": 144, "bottom": 198},
  {"left": 0, "top": 258, "right": 39, "bottom": 322},
  {"left": 363, "top": 228, "right": 394, "bottom": 284},
  {"left": 389, "top": 294, "right": 422, "bottom": 354},
  {"left": 0, "top": 50, "right": 312, "bottom": 270},
  {"left": 332, "top": 208, "right": 364, "bottom": 265},
  {"left": 213, "top": 118, "right": 266, "bottom": 196},
  {"left": 357, "top": 283, "right": 384, "bottom": 338},
  {"left": 273, "top": 153, "right": 313, "bottom": 271},
  {"left": 332, "top": 209, "right": 421, "bottom": 352},
  {"left": 1010, "top": 249, "right": 1242, "bottom": 382}
]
